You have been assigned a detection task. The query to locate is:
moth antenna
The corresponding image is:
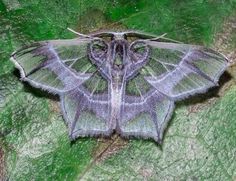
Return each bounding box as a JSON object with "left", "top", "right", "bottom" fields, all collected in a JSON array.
[
  {"left": 161, "top": 37, "right": 183, "bottom": 43},
  {"left": 150, "top": 33, "right": 183, "bottom": 43},
  {"left": 67, "top": 28, "right": 91, "bottom": 38},
  {"left": 150, "top": 33, "right": 167, "bottom": 40}
]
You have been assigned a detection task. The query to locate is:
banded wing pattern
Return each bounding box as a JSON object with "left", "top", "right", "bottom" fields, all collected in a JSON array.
[{"left": 11, "top": 31, "right": 229, "bottom": 143}]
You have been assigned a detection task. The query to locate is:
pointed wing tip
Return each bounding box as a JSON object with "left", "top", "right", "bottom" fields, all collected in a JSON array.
[
  {"left": 10, "top": 54, "right": 16, "bottom": 63},
  {"left": 69, "top": 131, "right": 77, "bottom": 141},
  {"left": 10, "top": 55, "right": 27, "bottom": 79},
  {"left": 10, "top": 50, "right": 17, "bottom": 58},
  {"left": 156, "top": 133, "right": 163, "bottom": 145}
]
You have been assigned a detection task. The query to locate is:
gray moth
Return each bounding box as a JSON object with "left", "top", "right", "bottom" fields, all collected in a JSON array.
[{"left": 11, "top": 30, "right": 229, "bottom": 143}]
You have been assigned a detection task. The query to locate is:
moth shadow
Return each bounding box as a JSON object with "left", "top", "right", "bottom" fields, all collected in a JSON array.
[
  {"left": 13, "top": 69, "right": 59, "bottom": 101},
  {"left": 177, "top": 71, "right": 232, "bottom": 107}
]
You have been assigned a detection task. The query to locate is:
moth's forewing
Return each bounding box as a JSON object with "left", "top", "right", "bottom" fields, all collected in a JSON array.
[
  {"left": 144, "top": 41, "right": 229, "bottom": 100},
  {"left": 11, "top": 39, "right": 93, "bottom": 93}
]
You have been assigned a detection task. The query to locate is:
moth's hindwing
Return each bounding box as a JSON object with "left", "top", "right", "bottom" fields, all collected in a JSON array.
[{"left": 61, "top": 71, "right": 113, "bottom": 138}]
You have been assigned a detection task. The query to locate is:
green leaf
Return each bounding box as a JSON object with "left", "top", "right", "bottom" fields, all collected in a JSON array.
[{"left": 0, "top": 0, "right": 236, "bottom": 180}]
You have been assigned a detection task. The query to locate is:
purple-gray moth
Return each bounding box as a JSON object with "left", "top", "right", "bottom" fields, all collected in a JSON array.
[{"left": 10, "top": 30, "right": 229, "bottom": 143}]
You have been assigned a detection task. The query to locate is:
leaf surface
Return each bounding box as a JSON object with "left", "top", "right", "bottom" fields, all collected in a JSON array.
[{"left": 0, "top": 0, "right": 236, "bottom": 180}]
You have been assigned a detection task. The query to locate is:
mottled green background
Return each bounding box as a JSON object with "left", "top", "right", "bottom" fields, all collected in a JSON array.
[{"left": 0, "top": 0, "right": 236, "bottom": 180}]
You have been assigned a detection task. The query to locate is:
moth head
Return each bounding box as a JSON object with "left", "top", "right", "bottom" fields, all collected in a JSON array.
[
  {"left": 112, "top": 32, "right": 126, "bottom": 40},
  {"left": 88, "top": 32, "right": 150, "bottom": 78}
]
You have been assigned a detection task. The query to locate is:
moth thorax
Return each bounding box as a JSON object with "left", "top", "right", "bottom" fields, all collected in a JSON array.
[
  {"left": 111, "top": 69, "right": 123, "bottom": 78},
  {"left": 112, "top": 40, "right": 127, "bottom": 70}
]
